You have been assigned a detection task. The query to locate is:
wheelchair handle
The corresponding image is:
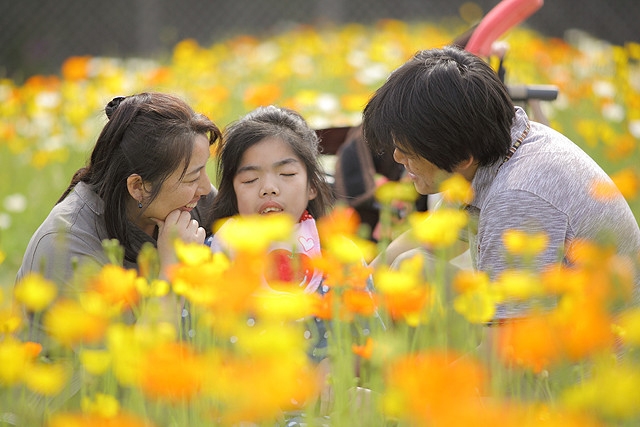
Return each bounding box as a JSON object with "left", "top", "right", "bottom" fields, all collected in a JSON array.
[{"left": 507, "top": 84, "right": 559, "bottom": 101}]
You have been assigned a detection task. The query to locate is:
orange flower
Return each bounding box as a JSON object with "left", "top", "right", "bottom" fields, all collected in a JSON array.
[
  {"left": 311, "top": 291, "right": 333, "bottom": 320},
  {"left": 610, "top": 167, "right": 639, "bottom": 200},
  {"left": 554, "top": 298, "right": 614, "bottom": 361},
  {"left": 207, "top": 355, "right": 318, "bottom": 425},
  {"left": 316, "top": 205, "right": 361, "bottom": 241},
  {"left": 589, "top": 178, "right": 622, "bottom": 201},
  {"left": 342, "top": 288, "right": 378, "bottom": 317},
  {"left": 383, "top": 350, "right": 487, "bottom": 425},
  {"left": 61, "top": 56, "right": 91, "bottom": 81},
  {"left": 382, "top": 285, "right": 430, "bottom": 323},
  {"left": 138, "top": 342, "right": 205, "bottom": 402},
  {"left": 87, "top": 264, "right": 142, "bottom": 309},
  {"left": 352, "top": 337, "right": 374, "bottom": 360},
  {"left": 497, "top": 314, "right": 563, "bottom": 373},
  {"left": 243, "top": 83, "right": 282, "bottom": 108}
]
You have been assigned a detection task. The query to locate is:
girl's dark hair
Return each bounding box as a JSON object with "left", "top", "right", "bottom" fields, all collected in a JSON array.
[
  {"left": 211, "top": 105, "right": 333, "bottom": 221},
  {"left": 59, "top": 92, "right": 222, "bottom": 261},
  {"left": 362, "top": 45, "right": 515, "bottom": 171}
]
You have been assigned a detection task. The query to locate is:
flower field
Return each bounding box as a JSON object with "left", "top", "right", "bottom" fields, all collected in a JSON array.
[{"left": 1, "top": 17, "right": 640, "bottom": 427}]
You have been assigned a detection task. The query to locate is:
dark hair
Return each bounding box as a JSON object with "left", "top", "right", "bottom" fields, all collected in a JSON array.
[
  {"left": 211, "top": 105, "right": 333, "bottom": 220},
  {"left": 362, "top": 45, "right": 515, "bottom": 171},
  {"left": 59, "top": 92, "right": 222, "bottom": 261}
]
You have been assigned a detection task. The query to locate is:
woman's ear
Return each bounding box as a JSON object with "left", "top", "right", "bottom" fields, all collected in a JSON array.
[{"left": 126, "top": 174, "right": 146, "bottom": 204}]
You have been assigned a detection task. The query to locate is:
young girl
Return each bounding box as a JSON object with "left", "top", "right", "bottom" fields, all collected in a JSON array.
[{"left": 208, "top": 105, "right": 334, "bottom": 294}]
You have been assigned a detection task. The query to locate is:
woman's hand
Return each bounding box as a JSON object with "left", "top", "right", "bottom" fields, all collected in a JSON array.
[{"left": 153, "top": 209, "right": 206, "bottom": 276}]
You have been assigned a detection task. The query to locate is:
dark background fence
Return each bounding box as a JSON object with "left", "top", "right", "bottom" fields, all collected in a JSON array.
[{"left": 2, "top": 0, "right": 639, "bottom": 83}]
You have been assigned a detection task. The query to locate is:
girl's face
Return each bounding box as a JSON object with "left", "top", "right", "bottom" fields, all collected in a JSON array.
[
  {"left": 233, "top": 136, "right": 317, "bottom": 220},
  {"left": 137, "top": 134, "right": 212, "bottom": 233}
]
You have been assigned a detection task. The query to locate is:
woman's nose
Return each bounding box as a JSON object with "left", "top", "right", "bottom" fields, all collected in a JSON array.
[{"left": 197, "top": 170, "right": 212, "bottom": 196}]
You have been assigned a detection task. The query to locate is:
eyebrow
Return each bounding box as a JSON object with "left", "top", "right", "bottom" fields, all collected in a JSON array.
[{"left": 236, "top": 157, "right": 300, "bottom": 174}]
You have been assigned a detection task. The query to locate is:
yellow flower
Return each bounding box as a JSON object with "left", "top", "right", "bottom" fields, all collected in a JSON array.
[
  {"left": 493, "top": 269, "right": 544, "bottom": 301},
  {"left": 409, "top": 209, "right": 467, "bottom": 248},
  {"left": 452, "top": 269, "right": 490, "bottom": 294},
  {"left": 79, "top": 349, "right": 112, "bottom": 376},
  {"left": 23, "top": 362, "right": 70, "bottom": 396},
  {"left": 439, "top": 173, "right": 474, "bottom": 205},
  {"left": 502, "top": 229, "right": 549, "bottom": 257},
  {"left": 14, "top": 272, "right": 58, "bottom": 312},
  {"left": 217, "top": 214, "right": 294, "bottom": 253},
  {"left": 81, "top": 393, "right": 120, "bottom": 418},
  {"left": 562, "top": 361, "right": 640, "bottom": 420},
  {"left": 375, "top": 181, "right": 418, "bottom": 205},
  {"left": 616, "top": 307, "right": 640, "bottom": 347},
  {"left": 323, "top": 234, "right": 376, "bottom": 264},
  {"left": 44, "top": 299, "right": 108, "bottom": 347},
  {"left": 374, "top": 257, "right": 431, "bottom": 323},
  {"left": 0, "top": 337, "right": 36, "bottom": 385},
  {"left": 252, "top": 288, "right": 315, "bottom": 321},
  {"left": 0, "top": 306, "right": 23, "bottom": 335},
  {"left": 234, "top": 322, "right": 308, "bottom": 357},
  {"left": 174, "top": 239, "right": 213, "bottom": 266},
  {"left": 453, "top": 290, "right": 496, "bottom": 324},
  {"left": 374, "top": 264, "right": 422, "bottom": 295},
  {"left": 136, "top": 279, "right": 170, "bottom": 298}
]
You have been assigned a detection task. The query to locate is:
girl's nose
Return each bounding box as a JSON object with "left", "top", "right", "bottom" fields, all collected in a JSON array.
[{"left": 261, "top": 177, "right": 279, "bottom": 196}]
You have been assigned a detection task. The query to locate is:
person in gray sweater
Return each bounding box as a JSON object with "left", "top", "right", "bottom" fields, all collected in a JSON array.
[{"left": 363, "top": 46, "right": 640, "bottom": 316}]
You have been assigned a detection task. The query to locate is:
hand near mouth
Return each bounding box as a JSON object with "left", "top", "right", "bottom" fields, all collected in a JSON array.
[{"left": 152, "top": 209, "right": 206, "bottom": 277}]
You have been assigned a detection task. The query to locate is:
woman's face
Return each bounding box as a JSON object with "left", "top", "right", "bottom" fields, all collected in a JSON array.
[
  {"left": 137, "top": 134, "right": 212, "bottom": 232},
  {"left": 233, "top": 136, "right": 317, "bottom": 220}
]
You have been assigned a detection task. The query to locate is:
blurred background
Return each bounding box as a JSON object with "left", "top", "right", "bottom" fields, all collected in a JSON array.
[{"left": 2, "top": 0, "right": 639, "bottom": 83}]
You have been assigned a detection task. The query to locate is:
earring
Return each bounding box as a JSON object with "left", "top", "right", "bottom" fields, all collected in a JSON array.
[{"left": 138, "top": 201, "right": 143, "bottom": 209}]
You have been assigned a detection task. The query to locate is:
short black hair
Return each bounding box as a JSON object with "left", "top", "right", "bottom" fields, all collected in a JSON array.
[{"left": 362, "top": 45, "right": 515, "bottom": 172}]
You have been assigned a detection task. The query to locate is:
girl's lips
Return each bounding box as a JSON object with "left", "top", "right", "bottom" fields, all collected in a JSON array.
[{"left": 258, "top": 201, "right": 284, "bottom": 214}]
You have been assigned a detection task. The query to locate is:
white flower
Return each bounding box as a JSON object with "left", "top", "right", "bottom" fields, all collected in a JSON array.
[
  {"left": 4, "top": 194, "right": 27, "bottom": 213},
  {"left": 0, "top": 213, "right": 10, "bottom": 229}
]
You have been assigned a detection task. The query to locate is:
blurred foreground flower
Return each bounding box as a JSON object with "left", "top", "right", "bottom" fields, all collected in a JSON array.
[{"left": 14, "top": 272, "right": 58, "bottom": 312}]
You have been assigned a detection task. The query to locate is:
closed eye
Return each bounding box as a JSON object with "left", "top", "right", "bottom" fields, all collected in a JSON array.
[{"left": 242, "top": 178, "right": 258, "bottom": 184}]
